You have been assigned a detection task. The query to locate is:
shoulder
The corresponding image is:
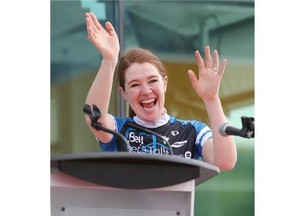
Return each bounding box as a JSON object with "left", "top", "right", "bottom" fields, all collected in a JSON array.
[
  {"left": 168, "top": 116, "right": 207, "bottom": 127},
  {"left": 110, "top": 115, "right": 134, "bottom": 131},
  {"left": 168, "top": 116, "right": 211, "bottom": 135},
  {"left": 111, "top": 115, "right": 133, "bottom": 124}
]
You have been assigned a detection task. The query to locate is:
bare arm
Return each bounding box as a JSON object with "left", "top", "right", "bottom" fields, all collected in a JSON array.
[
  {"left": 85, "top": 12, "right": 120, "bottom": 143},
  {"left": 188, "top": 46, "right": 237, "bottom": 170}
]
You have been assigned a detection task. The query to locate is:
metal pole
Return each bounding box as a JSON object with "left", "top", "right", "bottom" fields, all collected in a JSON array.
[{"left": 115, "top": 0, "right": 127, "bottom": 118}]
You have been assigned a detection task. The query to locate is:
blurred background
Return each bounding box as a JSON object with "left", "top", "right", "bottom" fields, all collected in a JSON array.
[{"left": 51, "top": 0, "right": 254, "bottom": 215}]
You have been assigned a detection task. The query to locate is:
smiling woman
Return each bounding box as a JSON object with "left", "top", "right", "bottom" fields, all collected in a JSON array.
[
  {"left": 117, "top": 51, "right": 168, "bottom": 121},
  {"left": 84, "top": 12, "right": 237, "bottom": 171},
  {"left": 51, "top": 1, "right": 254, "bottom": 215}
]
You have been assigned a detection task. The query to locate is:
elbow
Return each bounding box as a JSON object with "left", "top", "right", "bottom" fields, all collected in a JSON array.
[
  {"left": 84, "top": 115, "right": 92, "bottom": 127},
  {"left": 219, "top": 161, "right": 236, "bottom": 171},
  {"left": 218, "top": 157, "right": 237, "bottom": 171}
]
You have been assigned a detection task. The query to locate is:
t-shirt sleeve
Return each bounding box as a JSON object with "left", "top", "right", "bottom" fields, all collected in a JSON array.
[
  {"left": 190, "top": 120, "right": 212, "bottom": 159},
  {"left": 99, "top": 115, "right": 128, "bottom": 152},
  {"left": 99, "top": 115, "right": 118, "bottom": 151}
]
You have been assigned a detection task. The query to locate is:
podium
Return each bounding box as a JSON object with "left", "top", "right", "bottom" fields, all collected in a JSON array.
[{"left": 51, "top": 152, "right": 219, "bottom": 216}]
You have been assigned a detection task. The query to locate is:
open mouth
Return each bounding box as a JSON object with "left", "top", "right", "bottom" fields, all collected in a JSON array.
[{"left": 140, "top": 98, "right": 157, "bottom": 109}]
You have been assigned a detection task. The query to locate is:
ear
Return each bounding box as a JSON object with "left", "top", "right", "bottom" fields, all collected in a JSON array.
[
  {"left": 163, "top": 76, "right": 168, "bottom": 92},
  {"left": 118, "top": 87, "right": 127, "bottom": 100}
]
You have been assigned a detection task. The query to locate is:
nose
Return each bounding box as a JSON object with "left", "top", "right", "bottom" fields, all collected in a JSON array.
[{"left": 140, "top": 83, "right": 152, "bottom": 95}]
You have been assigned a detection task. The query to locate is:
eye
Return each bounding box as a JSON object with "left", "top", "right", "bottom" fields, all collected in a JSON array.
[
  {"left": 149, "top": 79, "right": 158, "bottom": 84},
  {"left": 130, "top": 83, "right": 139, "bottom": 88}
]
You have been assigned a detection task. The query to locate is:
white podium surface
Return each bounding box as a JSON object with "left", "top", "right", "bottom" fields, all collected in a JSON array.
[{"left": 51, "top": 153, "right": 219, "bottom": 216}]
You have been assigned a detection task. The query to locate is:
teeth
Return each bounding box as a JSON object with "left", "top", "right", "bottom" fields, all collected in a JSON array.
[{"left": 141, "top": 99, "right": 155, "bottom": 104}]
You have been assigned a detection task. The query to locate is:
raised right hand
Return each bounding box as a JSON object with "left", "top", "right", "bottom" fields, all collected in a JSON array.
[{"left": 85, "top": 12, "right": 120, "bottom": 61}]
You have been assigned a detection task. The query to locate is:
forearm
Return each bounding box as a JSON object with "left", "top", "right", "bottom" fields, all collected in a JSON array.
[
  {"left": 85, "top": 58, "right": 118, "bottom": 142},
  {"left": 86, "top": 59, "right": 117, "bottom": 113},
  {"left": 203, "top": 97, "right": 237, "bottom": 170}
]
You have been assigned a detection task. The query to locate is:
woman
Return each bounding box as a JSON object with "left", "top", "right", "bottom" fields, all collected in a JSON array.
[{"left": 84, "top": 12, "right": 237, "bottom": 171}]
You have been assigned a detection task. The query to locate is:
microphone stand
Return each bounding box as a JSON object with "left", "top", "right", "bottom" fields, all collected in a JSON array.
[{"left": 83, "top": 104, "right": 131, "bottom": 152}]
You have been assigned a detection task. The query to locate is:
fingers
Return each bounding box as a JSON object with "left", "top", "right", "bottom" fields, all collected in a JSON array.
[
  {"left": 188, "top": 69, "right": 197, "bottom": 82},
  {"left": 85, "top": 18, "right": 93, "bottom": 41},
  {"left": 105, "top": 21, "right": 117, "bottom": 37},
  {"left": 218, "top": 58, "right": 227, "bottom": 77},
  {"left": 195, "top": 46, "right": 221, "bottom": 71},
  {"left": 85, "top": 12, "right": 104, "bottom": 39},
  {"left": 204, "top": 46, "right": 212, "bottom": 69},
  {"left": 85, "top": 13, "right": 96, "bottom": 41},
  {"left": 194, "top": 50, "right": 205, "bottom": 71},
  {"left": 188, "top": 69, "right": 199, "bottom": 88},
  {"left": 86, "top": 12, "right": 102, "bottom": 30},
  {"left": 213, "top": 50, "right": 219, "bottom": 70},
  {"left": 85, "top": 12, "right": 119, "bottom": 50}
]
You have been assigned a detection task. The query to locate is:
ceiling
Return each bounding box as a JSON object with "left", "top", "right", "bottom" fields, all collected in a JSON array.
[
  {"left": 51, "top": 0, "right": 254, "bottom": 119},
  {"left": 124, "top": 1, "right": 254, "bottom": 53}
]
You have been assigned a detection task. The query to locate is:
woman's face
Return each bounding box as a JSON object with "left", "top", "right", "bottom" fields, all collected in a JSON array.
[{"left": 119, "top": 62, "right": 168, "bottom": 122}]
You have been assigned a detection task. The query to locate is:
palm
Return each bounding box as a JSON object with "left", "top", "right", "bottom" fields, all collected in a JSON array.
[{"left": 196, "top": 67, "right": 221, "bottom": 100}]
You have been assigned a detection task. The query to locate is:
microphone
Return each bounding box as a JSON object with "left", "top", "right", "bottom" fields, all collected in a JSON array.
[
  {"left": 219, "top": 116, "right": 255, "bottom": 139},
  {"left": 219, "top": 123, "right": 247, "bottom": 138}
]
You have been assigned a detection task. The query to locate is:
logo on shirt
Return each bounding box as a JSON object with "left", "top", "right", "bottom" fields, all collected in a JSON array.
[
  {"left": 128, "top": 131, "right": 144, "bottom": 145},
  {"left": 184, "top": 151, "right": 192, "bottom": 159},
  {"left": 126, "top": 130, "right": 170, "bottom": 155},
  {"left": 171, "top": 130, "right": 179, "bottom": 136},
  {"left": 171, "top": 140, "right": 187, "bottom": 148}
]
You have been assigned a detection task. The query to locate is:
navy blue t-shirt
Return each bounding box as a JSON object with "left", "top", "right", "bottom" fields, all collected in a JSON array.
[{"left": 99, "top": 114, "right": 212, "bottom": 160}]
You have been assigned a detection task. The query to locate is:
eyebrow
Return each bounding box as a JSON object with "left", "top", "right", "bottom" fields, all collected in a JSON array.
[{"left": 127, "top": 75, "right": 159, "bottom": 85}]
